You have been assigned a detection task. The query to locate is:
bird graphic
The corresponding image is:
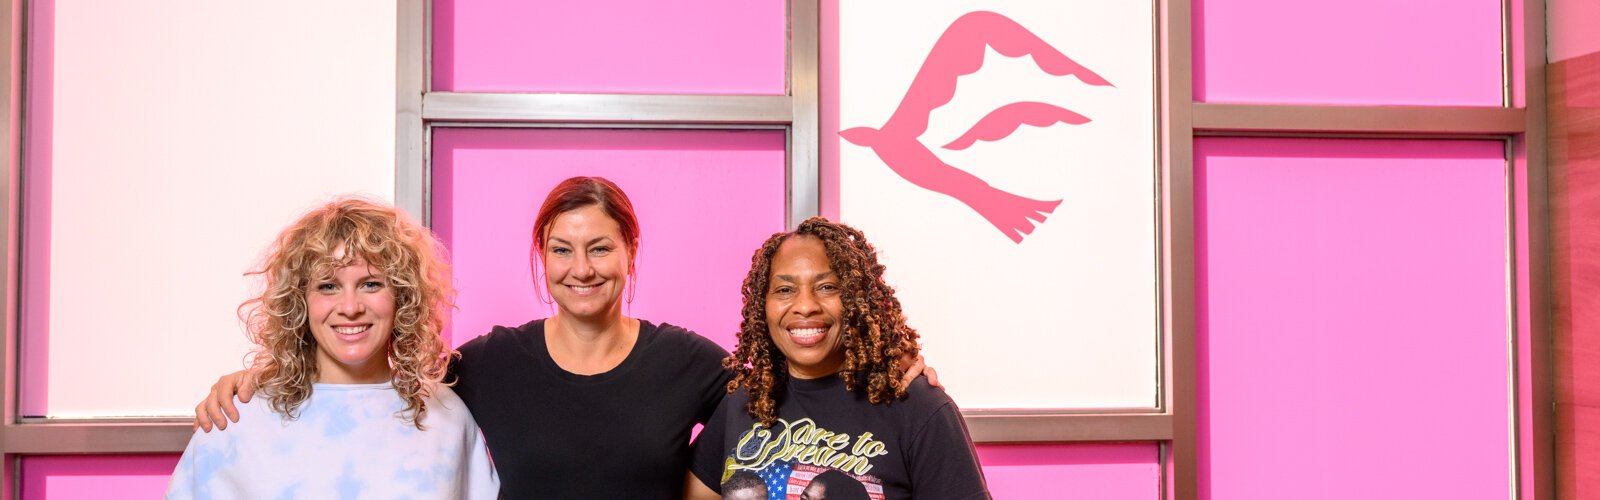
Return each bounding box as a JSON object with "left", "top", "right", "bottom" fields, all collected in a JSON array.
[{"left": 840, "top": 11, "right": 1113, "bottom": 243}]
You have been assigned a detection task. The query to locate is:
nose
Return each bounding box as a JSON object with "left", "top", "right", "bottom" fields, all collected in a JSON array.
[
  {"left": 793, "top": 288, "right": 820, "bottom": 315},
  {"left": 336, "top": 290, "right": 364, "bottom": 317},
  {"left": 570, "top": 253, "right": 596, "bottom": 280}
]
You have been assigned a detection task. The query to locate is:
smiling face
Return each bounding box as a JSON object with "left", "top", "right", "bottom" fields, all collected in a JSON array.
[
  {"left": 305, "top": 258, "right": 396, "bottom": 384},
  {"left": 765, "top": 235, "right": 847, "bottom": 379},
  {"left": 541, "top": 204, "right": 632, "bottom": 321}
]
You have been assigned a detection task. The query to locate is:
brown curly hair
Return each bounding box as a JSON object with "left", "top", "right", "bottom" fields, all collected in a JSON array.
[
  {"left": 240, "top": 197, "right": 454, "bottom": 429},
  {"left": 726, "top": 217, "right": 920, "bottom": 426}
]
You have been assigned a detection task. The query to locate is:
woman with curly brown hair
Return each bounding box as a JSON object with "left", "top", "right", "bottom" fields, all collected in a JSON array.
[
  {"left": 167, "top": 197, "right": 498, "bottom": 499},
  {"left": 687, "top": 217, "right": 989, "bottom": 500}
]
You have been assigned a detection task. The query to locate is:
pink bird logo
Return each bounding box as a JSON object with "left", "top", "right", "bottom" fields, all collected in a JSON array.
[{"left": 841, "top": 11, "right": 1113, "bottom": 243}]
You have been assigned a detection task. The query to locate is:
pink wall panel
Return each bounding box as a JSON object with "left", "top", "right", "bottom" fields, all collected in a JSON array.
[
  {"left": 977, "top": 444, "right": 1160, "bottom": 499},
  {"left": 21, "top": 455, "right": 180, "bottom": 500},
  {"left": 432, "top": 128, "right": 786, "bottom": 351},
  {"left": 1196, "top": 138, "right": 1510, "bottom": 499},
  {"left": 1194, "top": 0, "right": 1503, "bottom": 105},
  {"left": 433, "top": 0, "right": 786, "bottom": 94}
]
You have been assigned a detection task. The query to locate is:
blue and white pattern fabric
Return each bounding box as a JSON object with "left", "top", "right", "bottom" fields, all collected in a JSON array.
[{"left": 166, "top": 383, "right": 498, "bottom": 499}]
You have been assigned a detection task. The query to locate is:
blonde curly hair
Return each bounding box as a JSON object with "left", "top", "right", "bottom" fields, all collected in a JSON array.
[{"left": 240, "top": 197, "right": 454, "bottom": 429}]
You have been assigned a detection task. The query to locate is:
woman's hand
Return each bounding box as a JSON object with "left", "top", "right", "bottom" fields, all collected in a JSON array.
[
  {"left": 193, "top": 370, "right": 258, "bottom": 432},
  {"left": 897, "top": 354, "right": 942, "bottom": 390}
]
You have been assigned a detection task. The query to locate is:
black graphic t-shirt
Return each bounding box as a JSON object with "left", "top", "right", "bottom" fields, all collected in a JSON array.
[
  {"left": 690, "top": 374, "right": 990, "bottom": 500},
  {"left": 450, "top": 319, "right": 731, "bottom": 499}
]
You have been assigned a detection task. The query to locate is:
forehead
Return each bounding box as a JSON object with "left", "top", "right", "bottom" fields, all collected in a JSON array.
[
  {"left": 547, "top": 204, "right": 623, "bottom": 238},
  {"left": 771, "top": 235, "right": 831, "bottom": 274},
  {"left": 311, "top": 244, "right": 383, "bottom": 277}
]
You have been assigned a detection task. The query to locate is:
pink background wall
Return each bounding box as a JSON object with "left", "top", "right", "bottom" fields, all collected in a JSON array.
[
  {"left": 432, "top": 0, "right": 786, "bottom": 94},
  {"left": 977, "top": 443, "right": 1160, "bottom": 499},
  {"left": 432, "top": 128, "right": 787, "bottom": 350},
  {"left": 1196, "top": 138, "right": 1511, "bottom": 499},
  {"left": 1194, "top": 0, "right": 1503, "bottom": 105},
  {"left": 20, "top": 455, "right": 180, "bottom": 500}
]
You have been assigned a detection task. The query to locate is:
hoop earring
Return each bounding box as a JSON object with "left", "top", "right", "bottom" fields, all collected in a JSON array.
[
  {"left": 626, "top": 269, "right": 638, "bottom": 305},
  {"left": 531, "top": 254, "right": 553, "bottom": 305}
]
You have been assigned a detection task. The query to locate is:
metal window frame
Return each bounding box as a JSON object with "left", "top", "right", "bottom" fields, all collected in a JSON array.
[{"left": 0, "top": 1, "right": 1554, "bottom": 500}]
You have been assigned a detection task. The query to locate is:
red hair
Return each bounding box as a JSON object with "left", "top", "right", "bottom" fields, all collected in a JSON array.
[{"left": 531, "top": 176, "right": 641, "bottom": 254}]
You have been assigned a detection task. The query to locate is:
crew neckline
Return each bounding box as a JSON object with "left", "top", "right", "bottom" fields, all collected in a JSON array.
[{"left": 534, "top": 318, "right": 655, "bottom": 383}]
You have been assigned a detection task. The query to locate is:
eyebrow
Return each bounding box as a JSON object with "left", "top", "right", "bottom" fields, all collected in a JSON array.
[
  {"left": 547, "top": 236, "right": 616, "bottom": 247},
  {"left": 771, "top": 271, "right": 836, "bottom": 283}
]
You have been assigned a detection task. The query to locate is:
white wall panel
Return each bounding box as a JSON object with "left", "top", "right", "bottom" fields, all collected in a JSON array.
[{"left": 21, "top": 0, "right": 397, "bottom": 417}]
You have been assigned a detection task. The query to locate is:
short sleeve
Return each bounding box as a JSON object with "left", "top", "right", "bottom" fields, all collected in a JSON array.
[
  {"left": 666, "top": 324, "right": 733, "bottom": 425},
  {"left": 459, "top": 422, "right": 502, "bottom": 499},
  {"left": 907, "top": 402, "right": 991, "bottom": 499},
  {"left": 164, "top": 432, "right": 203, "bottom": 499},
  {"left": 688, "top": 395, "right": 733, "bottom": 494},
  {"left": 449, "top": 332, "right": 492, "bottom": 404}
]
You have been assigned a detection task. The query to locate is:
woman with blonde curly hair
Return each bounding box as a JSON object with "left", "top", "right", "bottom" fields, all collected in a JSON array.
[
  {"left": 687, "top": 217, "right": 988, "bottom": 500},
  {"left": 167, "top": 197, "right": 499, "bottom": 499}
]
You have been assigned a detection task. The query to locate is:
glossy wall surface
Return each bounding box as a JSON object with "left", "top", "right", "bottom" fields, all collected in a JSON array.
[
  {"left": 1196, "top": 138, "right": 1512, "bottom": 499},
  {"left": 431, "top": 127, "right": 787, "bottom": 351},
  {"left": 19, "top": 0, "right": 398, "bottom": 418}
]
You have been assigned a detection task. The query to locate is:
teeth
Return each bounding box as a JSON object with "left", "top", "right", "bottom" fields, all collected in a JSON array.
[
  {"left": 334, "top": 326, "right": 369, "bottom": 335},
  {"left": 789, "top": 328, "right": 825, "bottom": 337},
  {"left": 572, "top": 286, "right": 594, "bottom": 293}
]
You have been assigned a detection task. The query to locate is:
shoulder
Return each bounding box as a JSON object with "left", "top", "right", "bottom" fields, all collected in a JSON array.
[
  {"left": 457, "top": 319, "right": 545, "bottom": 358},
  {"left": 899, "top": 376, "right": 959, "bottom": 418},
  {"left": 420, "top": 384, "right": 480, "bottom": 429},
  {"left": 642, "top": 320, "right": 730, "bottom": 360}
]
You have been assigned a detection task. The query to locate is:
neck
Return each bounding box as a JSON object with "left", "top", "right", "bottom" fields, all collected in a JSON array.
[
  {"left": 317, "top": 361, "right": 392, "bottom": 385},
  {"left": 546, "top": 313, "right": 639, "bottom": 375}
]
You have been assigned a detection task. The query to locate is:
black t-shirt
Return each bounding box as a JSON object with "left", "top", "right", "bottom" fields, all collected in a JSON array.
[
  {"left": 450, "top": 319, "right": 732, "bottom": 499},
  {"left": 690, "top": 374, "right": 990, "bottom": 500}
]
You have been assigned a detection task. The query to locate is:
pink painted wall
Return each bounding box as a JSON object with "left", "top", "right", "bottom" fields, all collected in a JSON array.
[
  {"left": 1194, "top": 0, "right": 1503, "bottom": 105},
  {"left": 1196, "top": 138, "right": 1511, "bottom": 499},
  {"left": 432, "top": 0, "right": 786, "bottom": 94},
  {"left": 431, "top": 128, "right": 787, "bottom": 351},
  {"left": 977, "top": 444, "right": 1160, "bottom": 499},
  {"left": 20, "top": 455, "right": 180, "bottom": 500}
]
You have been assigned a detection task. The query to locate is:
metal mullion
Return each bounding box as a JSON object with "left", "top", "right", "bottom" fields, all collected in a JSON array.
[
  {"left": 1514, "top": 0, "right": 1551, "bottom": 496},
  {"left": 395, "top": 0, "right": 427, "bottom": 222},
  {"left": 786, "top": 0, "right": 819, "bottom": 228},
  {"left": 1192, "top": 130, "right": 1518, "bottom": 141},
  {"left": 422, "top": 93, "right": 794, "bottom": 125},
  {"left": 1162, "top": 0, "right": 1195, "bottom": 497},
  {"left": 2, "top": 0, "right": 21, "bottom": 497},
  {"left": 2, "top": 422, "right": 191, "bottom": 455},
  {"left": 1192, "top": 103, "right": 1527, "bottom": 135},
  {"left": 965, "top": 413, "right": 1172, "bottom": 443}
]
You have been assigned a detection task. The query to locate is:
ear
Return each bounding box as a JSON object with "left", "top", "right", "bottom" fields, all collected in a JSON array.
[{"left": 628, "top": 238, "right": 641, "bottom": 273}]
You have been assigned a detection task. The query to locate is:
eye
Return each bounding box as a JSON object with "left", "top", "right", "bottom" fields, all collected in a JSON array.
[
  {"left": 590, "top": 246, "right": 612, "bottom": 255},
  {"left": 770, "top": 285, "right": 795, "bottom": 297},
  {"left": 550, "top": 246, "right": 572, "bottom": 256},
  {"left": 817, "top": 282, "right": 840, "bottom": 294},
  {"left": 314, "top": 282, "right": 338, "bottom": 293},
  {"left": 359, "top": 280, "right": 385, "bottom": 291}
]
